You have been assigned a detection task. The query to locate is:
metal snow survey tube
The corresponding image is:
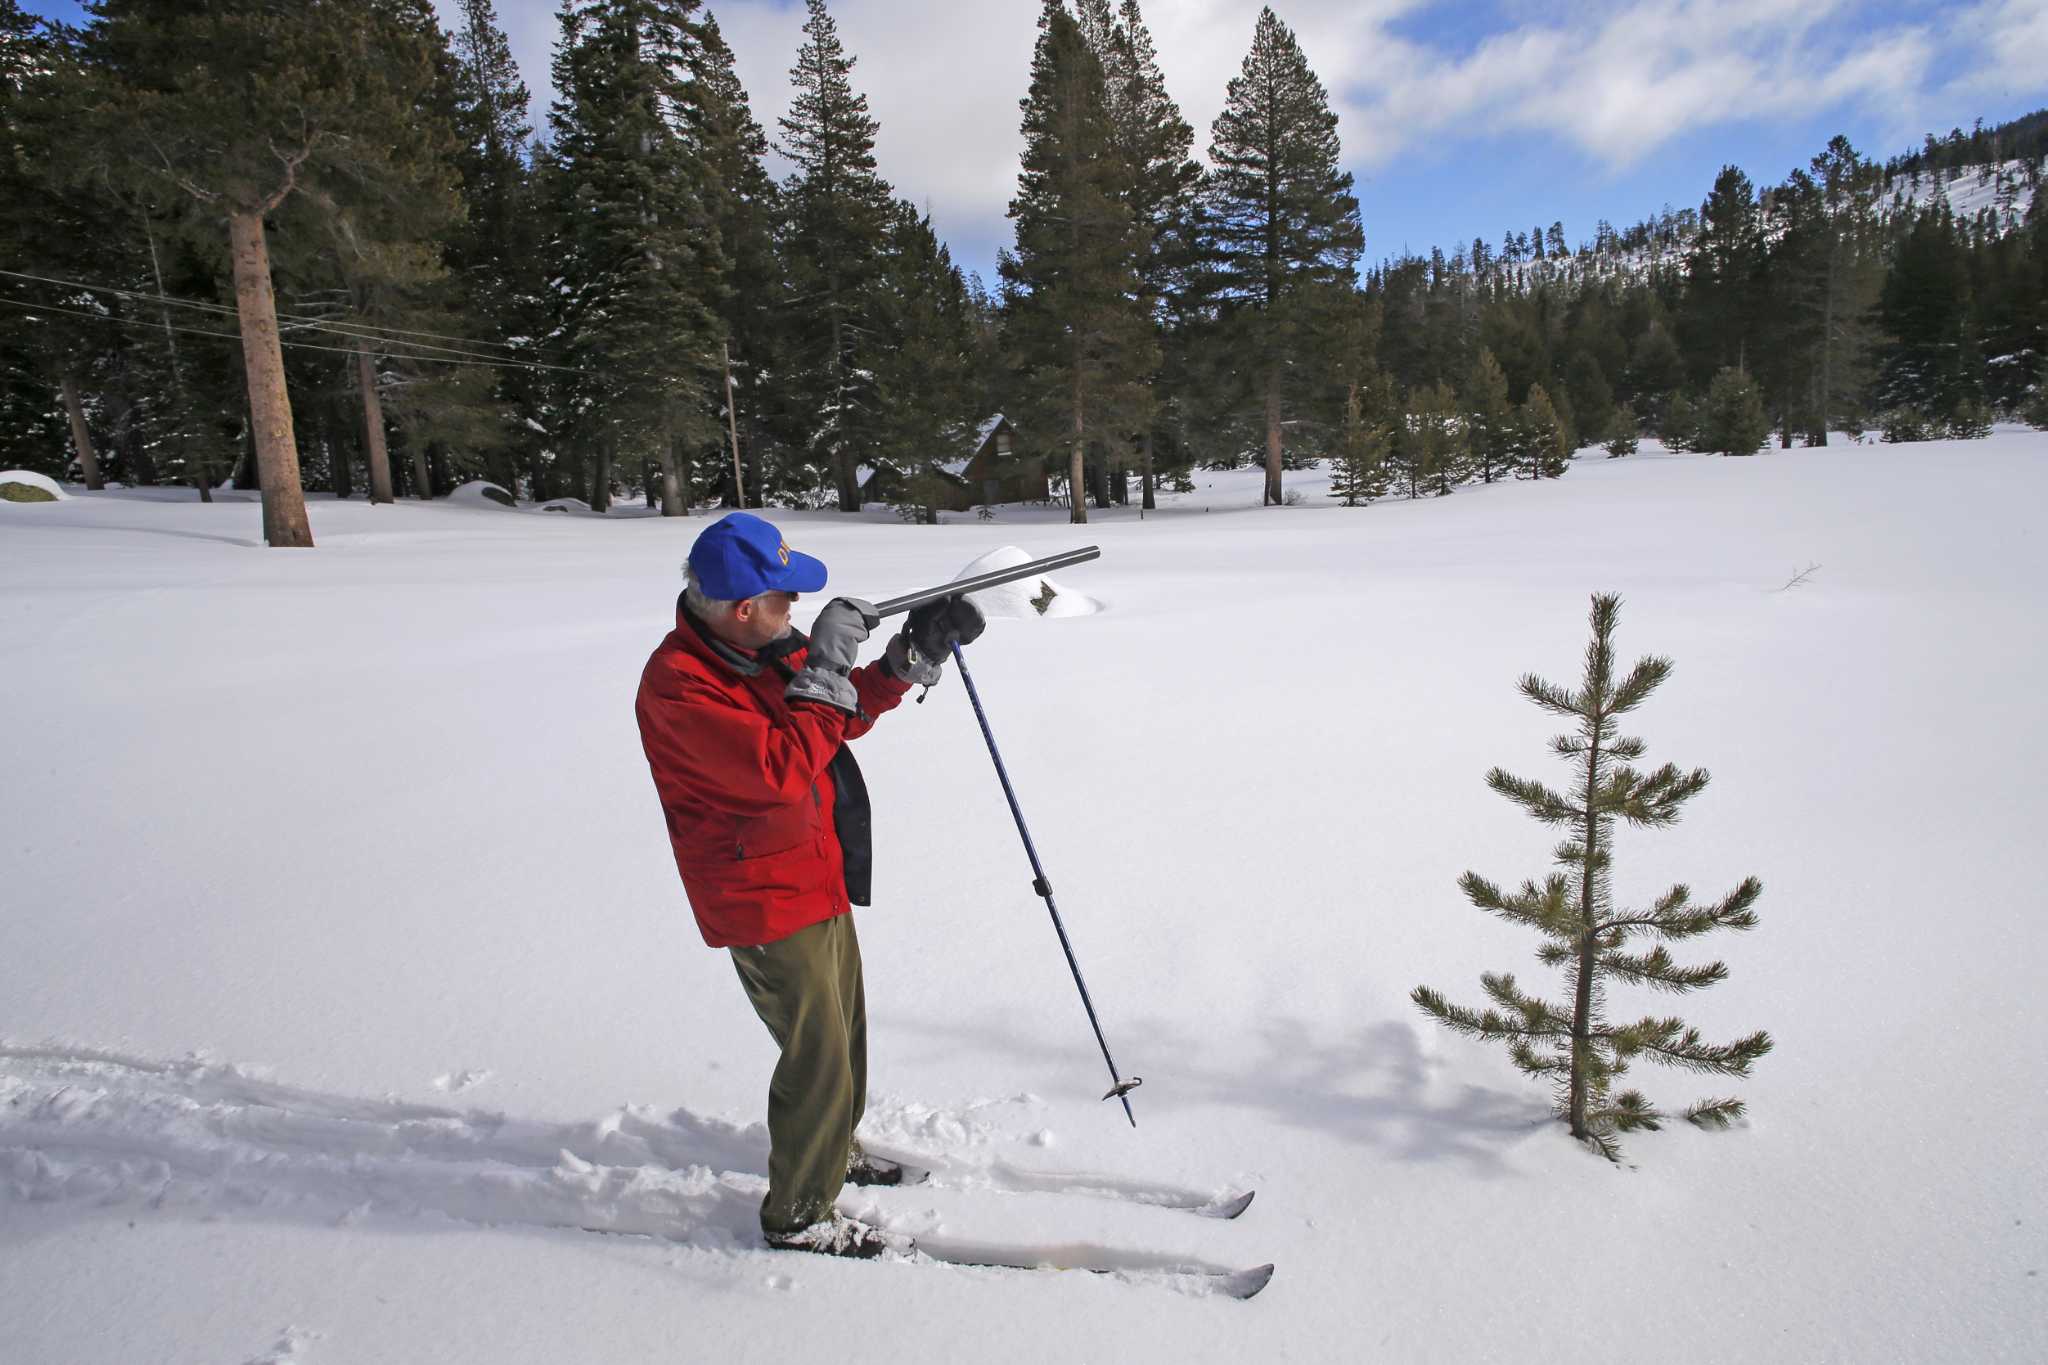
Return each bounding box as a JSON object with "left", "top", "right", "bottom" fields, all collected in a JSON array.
[{"left": 872, "top": 546, "right": 1102, "bottom": 618}]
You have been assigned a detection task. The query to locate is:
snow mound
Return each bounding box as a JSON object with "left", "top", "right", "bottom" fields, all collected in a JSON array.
[
  {"left": 951, "top": 545, "right": 1102, "bottom": 618},
  {"left": 448, "top": 480, "right": 515, "bottom": 508},
  {"left": 536, "top": 496, "right": 593, "bottom": 515},
  {"left": 0, "top": 469, "right": 67, "bottom": 502}
]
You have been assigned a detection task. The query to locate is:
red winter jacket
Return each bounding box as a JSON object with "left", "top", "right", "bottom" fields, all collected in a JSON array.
[{"left": 636, "top": 599, "right": 913, "bottom": 949}]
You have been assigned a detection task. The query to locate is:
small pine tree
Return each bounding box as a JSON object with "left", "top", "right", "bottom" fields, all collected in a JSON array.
[
  {"left": 1464, "top": 348, "right": 1514, "bottom": 482},
  {"left": 1330, "top": 370, "right": 1395, "bottom": 506},
  {"left": 1880, "top": 406, "right": 1933, "bottom": 443},
  {"left": 1605, "top": 403, "right": 1639, "bottom": 457},
  {"left": 1698, "top": 367, "right": 1769, "bottom": 456},
  {"left": 1662, "top": 391, "right": 1700, "bottom": 452},
  {"left": 1413, "top": 380, "right": 1465, "bottom": 495},
  {"left": 1517, "top": 383, "right": 1569, "bottom": 478},
  {"left": 1413, "top": 594, "right": 1771, "bottom": 1161},
  {"left": 2024, "top": 375, "right": 2048, "bottom": 432}
]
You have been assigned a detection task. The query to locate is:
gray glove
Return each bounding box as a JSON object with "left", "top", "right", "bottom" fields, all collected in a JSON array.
[
  {"left": 884, "top": 632, "right": 944, "bottom": 687},
  {"left": 786, "top": 597, "right": 878, "bottom": 713}
]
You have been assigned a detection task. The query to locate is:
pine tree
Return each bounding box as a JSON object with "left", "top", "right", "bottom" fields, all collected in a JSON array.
[
  {"left": 0, "top": 8, "right": 112, "bottom": 490},
  {"left": 1698, "top": 366, "right": 1769, "bottom": 455},
  {"left": 1201, "top": 5, "right": 1362, "bottom": 506},
  {"left": 999, "top": 0, "right": 1155, "bottom": 527},
  {"left": 1412, "top": 379, "right": 1464, "bottom": 496},
  {"left": 84, "top": 0, "right": 461, "bottom": 546},
  {"left": 689, "top": 11, "right": 779, "bottom": 513},
  {"left": 1464, "top": 347, "right": 1514, "bottom": 483},
  {"left": 870, "top": 201, "right": 981, "bottom": 525},
  {"left": 1517, "top": 382, "right": 1569, "bottom": 478},
  {"left": 1078, "top": 0, "right": 1202, "bottom": 511},
  {"left": 1413, "top": 594, "right": 1771, "bottom": 1161},
  {"left": 1683, "top": 166, "right": 1765, "bottom": 384},
  {"left": 546, "top": 0, "right": 723, "bottom": 514},
  {"left": 777, "top": 0, "right": 893, "bottom": 512},
  {"left": 447, "top": 0, "right": 542, "bottom": 501},
  {"left": 1605, "top": 402, "right": 1639, "bottom": 456},
  {"left": 1877, "top": 206, "right": 1977, "bottom": 426},
  {"left": 1329, "top": 369, "right": 1394, "bottom": 506},
  {"left": 1326, "top": 291, "right": 1387, "bottom": 506}
]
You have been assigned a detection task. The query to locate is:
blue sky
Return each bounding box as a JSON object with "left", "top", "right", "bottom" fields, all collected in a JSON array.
[{"left": 26, "top": 1, "right": 2048, "bottom": 282}]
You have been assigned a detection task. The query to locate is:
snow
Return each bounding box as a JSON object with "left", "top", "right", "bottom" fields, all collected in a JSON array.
[
  {"left": 447, "top": 480, "right": 515, "bottom": 507},
  {"left": 969, "top": 413, "right": 1006, "bottom": 452},
  {"left": 0, "top": 467, "right": 69, "bottom": 499},
  {"left": 4, "top": 433, "right": 2047, "bottom": 1362}
]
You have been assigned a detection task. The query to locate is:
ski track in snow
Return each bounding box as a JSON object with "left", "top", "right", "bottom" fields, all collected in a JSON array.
[{"left": 0, "top": 1044, "right": 1252, "bottom": 1296}]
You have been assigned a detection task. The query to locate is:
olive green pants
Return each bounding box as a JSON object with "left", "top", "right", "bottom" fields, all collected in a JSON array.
[{"left": 729, "top": 912, "right": 867, "bottom": 1233}]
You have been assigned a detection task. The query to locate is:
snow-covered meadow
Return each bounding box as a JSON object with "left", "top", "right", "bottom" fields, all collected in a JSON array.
[{"left": 3, "top": 434, "right": 2044, "bottom": 1362}]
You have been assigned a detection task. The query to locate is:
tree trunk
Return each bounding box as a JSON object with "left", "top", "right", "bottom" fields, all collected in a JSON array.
[
  {"left": 723, "top": 340, "right": 745, "bottom": 509},
  {"left": 1068, "top": 362, "right": 1087, "bottom": 526},
  {"left": 830, "top": 310, "right": 859, "bottom": 513},
  {"left": 591, "top": 430, "right": 613, "bottom": 513},
  {"left": 1264, "top": 369, "right": 1284, "bottom": 506},
  {"left": 1141, "top": 429, "right": 1156, "bottom": 512},
  {"left": 657, "top": 426, "right": 686, "bottom": 517},
  {"left": 328, "top": 411, "right": 352, "bottom": 501},
  {"left": 410, "top": 433, "right": 434, "bottom": 501},
  {"left": 60, "top": 373, "right": 104, "bottom": 490},
  {"left": 226, "top": 208, "right": 313, "bottom": 547},
  {"left": 355, "top": 343, "right": 395, "bottom": 504},
  {"left": 233, "top": 421, "right": 260, "bottom": 489},
  {"left": 1569, "top": 730, "right": 1604, "bottom": 1142},
  {"left": 1090, "top": 455, "right": 1110, "bottom": 510}
]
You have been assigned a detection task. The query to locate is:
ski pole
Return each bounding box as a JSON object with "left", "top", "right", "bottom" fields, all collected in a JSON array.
[
  {"left": 874, "top": 546, "right": 1100, "bottom": 619},
  {"left": 949, "top": 640, "right": 1141, "bottom": 1127}
]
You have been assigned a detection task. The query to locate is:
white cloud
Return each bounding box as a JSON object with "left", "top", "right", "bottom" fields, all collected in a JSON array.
[{"left": 454, "top": 0, "right": 2039, "bottom": 266}]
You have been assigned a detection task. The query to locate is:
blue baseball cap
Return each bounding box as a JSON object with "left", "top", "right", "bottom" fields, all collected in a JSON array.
[{"left": 687, "top": 512, "right": 828, "bottom": 600}]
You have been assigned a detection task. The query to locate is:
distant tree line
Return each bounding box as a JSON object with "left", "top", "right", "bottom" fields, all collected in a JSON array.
[{"left": 2, "top": 0, "right": 2044, "bottom": 545}]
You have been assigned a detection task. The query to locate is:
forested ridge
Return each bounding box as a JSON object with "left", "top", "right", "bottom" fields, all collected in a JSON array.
[{"left": 2, "top": 0, "right": 2042, "bottom": 542}]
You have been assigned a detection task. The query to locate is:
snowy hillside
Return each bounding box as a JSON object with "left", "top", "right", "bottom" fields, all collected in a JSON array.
[
  {"left": 4, "top": 434, "right": 2046, "bottom": 1362},
  {"left": 1883, "top": 157, "right": 2039, "bottom": 232}
]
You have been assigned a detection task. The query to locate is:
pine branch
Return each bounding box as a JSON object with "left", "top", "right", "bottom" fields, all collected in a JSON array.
[
  {"left": 1609, "top": 1017, "right": 1774, "bottom": 1076},
  {"left": 1596, "top": 945, "right": 1729, "bottom": 993},
  {"left": 1611, "top": 762, "right": 1712, "bottom": 826},
  {"left": 1685, "top": 1097, "right": 1748, "bottom": 1129},
  {"left": 1479, "top": 972, "right": 1574, "bottom": 1032},
  {"left": 1460, "top": 871, "right": 1577, "bottom": 938},
  {"left": 1608, "top": 655, "right": 1673, "bottom": 714},
  {"left": 1507, "top": 1039, "right": 1568, "bottom": 1077},
  {"left": 1516, "top": 673, "right": 1581, "bottom": 718},
  {"left": 1485, "top": 768, "right": 1581, "bottom": 825}
]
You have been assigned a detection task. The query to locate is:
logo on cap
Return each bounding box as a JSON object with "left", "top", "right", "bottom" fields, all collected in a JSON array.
[{"left": 777, "top": 540, "right": 791, "bottom": 565}]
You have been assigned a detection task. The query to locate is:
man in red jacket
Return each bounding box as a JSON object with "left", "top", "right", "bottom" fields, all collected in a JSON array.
[{"left": 636, "top": 512, "right": 982, "bottom": 1258}]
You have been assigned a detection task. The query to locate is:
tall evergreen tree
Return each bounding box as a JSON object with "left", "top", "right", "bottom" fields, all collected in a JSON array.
[
  {"left": 1464, "top": 347, "right": 1514, "bottom": 484},
  {"left": 689, "top": 11, "right": 780, "bottom": 513},
  {"left": 776, "top": 0, "right": 892, "bottom": 511},
  {"left": 1414, "top": 594, "right": 1771, "bottom": 1161},
  {"left": 84, "top": 0, "right": 460, "bottom": 546},
  {"left": 1877, "top": 206, "right": 1977, "bottom": 424},
  {"left": 1077, "top": 0, "right": 1201, "bottom": 510},
  {"left": 447, "top": 0, "right": 543, "bottom": 500},
  {"left": 1201, "top": 5, "right": 1363, "bottom": 506},
  {"left": 1682, "top": 165, "right": 1765, "bottom": 383},
  {"left": 999, "top": 0, "right": 1154, "bottom": 527},
  {"left": 870, "top": 201, "right": 981, "bottom": 524},
  {"left": 546, "top": 0, "right": 723, "bottom": 514}
]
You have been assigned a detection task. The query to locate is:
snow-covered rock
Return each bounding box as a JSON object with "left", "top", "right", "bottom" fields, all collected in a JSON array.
[{"left": 0, "top": 469, "right": 67, "bottom": 501}]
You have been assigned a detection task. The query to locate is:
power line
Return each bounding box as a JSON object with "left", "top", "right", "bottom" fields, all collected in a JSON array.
[
  {"left": 0, "top": 295, "right": 583, "bottom": 374},
  {"left": 0, "top": 265, "right": 561, "bottom": 360}
]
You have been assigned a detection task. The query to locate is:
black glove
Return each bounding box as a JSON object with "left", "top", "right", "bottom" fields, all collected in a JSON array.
[
  {"left": 905, "top": 595, "right": 986, "bottom": 660},
  {"left": 786, "top": 597, "right": 878, "bottom": 713}
]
